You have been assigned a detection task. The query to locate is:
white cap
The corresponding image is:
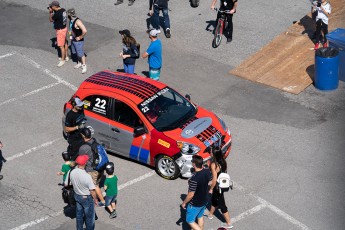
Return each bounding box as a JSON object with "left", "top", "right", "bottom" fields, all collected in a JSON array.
[{"left": 149, "top": 29, "right": 160, "bottom": 37}]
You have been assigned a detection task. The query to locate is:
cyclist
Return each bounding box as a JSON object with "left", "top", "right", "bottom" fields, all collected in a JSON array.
[{"left": 211, "top": 0, "right": 238, "bottom": 43}]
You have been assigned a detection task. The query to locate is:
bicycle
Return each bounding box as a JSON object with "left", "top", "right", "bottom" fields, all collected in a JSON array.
[{"left": 212, "top": 8, "right": 232, "bottom": 48}]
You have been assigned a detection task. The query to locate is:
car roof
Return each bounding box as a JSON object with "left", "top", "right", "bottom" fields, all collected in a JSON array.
[{"left": 80, "top": 70, "right": 167, "bottom": 105}]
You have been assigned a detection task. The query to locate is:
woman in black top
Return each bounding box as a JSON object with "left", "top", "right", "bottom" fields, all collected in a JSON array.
[
  {"left": 206, "top": 147, "right": 233, "bottom": 229},
  {"left": 119, "top": 30, "right": 139, "bottom": 74}
]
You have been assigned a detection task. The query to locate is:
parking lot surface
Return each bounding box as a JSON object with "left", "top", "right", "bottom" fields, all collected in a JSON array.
[{"left": 1, "top": 1, "right": 345, "bottom": 230}]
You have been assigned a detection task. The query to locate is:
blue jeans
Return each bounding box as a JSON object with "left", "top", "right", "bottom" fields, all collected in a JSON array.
[
  {"left": 152, "top": 6, "right": 170, "bottom": 30},
  {"left": 74, "top": 194, "right": 95, "bottom": 230},
  {"left": 124, "top": 64, "right": 135, "bottom": 74},
  {"left": 71, "top": 40, "right": 85, "bottom": 58},
  {"left": 186, "top": 203, "right": 206, "bottom": 224}
]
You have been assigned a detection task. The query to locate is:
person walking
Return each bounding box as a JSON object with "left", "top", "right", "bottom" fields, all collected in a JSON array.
[
  {"left": 104, "top": 162, "right": 118, "bottom": 219},
  {"left": 211, "top": 0, "right": 238, "bottom": 43},
  {"left": 204, "top": 147, "right": 233, "bottom": 229},
  {"left": 312, "top": 0, "right": 331, "bottom": 50},
  {"left": 119, "top": 29, "right": 139, "bottom": 74},
  {"left": 149, "top": 0, "right": 171, "bottom": 38},
  {"left": 48, "top": 1, "right": 68, "bottom": 67},
  {"left": 67, "top": 8, "right": 88, "bottom": 74},
  {"left": 65, "top": 155, "right": 97, "bottom": 230},
  {"left": 181, "top": 155, "right": 212, "bottom": 230},
  {"left": 114, "top": 0, "right": 135, "bottom": 6},
  {"left": 0, "top": 141, "right": 7, "bottom": 180},
  {"left": 78, "top": 128, "right": 106, "bottom": 206},
  {"left": 142, "top": 29, "right": 162, "bottom": 81}
]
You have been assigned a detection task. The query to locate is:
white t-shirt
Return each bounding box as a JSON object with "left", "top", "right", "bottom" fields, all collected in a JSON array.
[
  {"left": 65, "top": 167, "right": 95, "bottom": 196},
  {"left": 315, "top": 2, "right": 331, "bottom": 24}
]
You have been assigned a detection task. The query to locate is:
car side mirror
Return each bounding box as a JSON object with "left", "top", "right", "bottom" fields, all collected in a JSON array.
[
  {"left": 134, "top": 126, "right": 146, "bottom": 137},
  {"left": 185, "top": 94, "right": 191, "bottom": 101}
]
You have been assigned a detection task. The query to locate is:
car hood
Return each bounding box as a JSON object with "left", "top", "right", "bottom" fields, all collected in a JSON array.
[{"left": 163, "top": 107, "right": 224, "bottom": 148}]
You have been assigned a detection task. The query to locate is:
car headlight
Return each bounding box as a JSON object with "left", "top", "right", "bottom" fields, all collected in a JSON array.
[
  {"left": 217, "top": 115, "right": 229, "bottom": 133},
  {"left": 177, "top": 141, "right": 200, "bottom": 155}
]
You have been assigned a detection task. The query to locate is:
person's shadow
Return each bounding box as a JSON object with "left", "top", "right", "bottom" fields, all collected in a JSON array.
[
  {"left": 63, "top": 205, "right": 76, "bottom": 219},
  {"left": 205, "top": 20, "right": 217, "bottom": 34},
  {"left": 141, "top": 71, "right": 150, "bottom": 78},
  {"left": 176, "top": 194, "right": 190, "bottom": 230}
]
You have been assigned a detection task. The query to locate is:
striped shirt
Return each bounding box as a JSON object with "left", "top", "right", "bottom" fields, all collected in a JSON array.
[{"left": 188, "top": 168, "right": 212, "bottom": 207}]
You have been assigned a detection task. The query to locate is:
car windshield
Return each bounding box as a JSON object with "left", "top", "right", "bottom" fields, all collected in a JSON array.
[{"left": 138, "top": 87, "right": 197, "bottom": 131}]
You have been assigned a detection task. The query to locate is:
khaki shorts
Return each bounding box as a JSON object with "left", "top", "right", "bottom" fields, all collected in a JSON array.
[
  {"left": 88, "top": 171, "right": 103, "bottom": 186},
  {"left": 55, "top": 27, "right": 67, "bottom": 47}
]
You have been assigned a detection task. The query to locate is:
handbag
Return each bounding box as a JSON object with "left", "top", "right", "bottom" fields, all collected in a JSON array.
[{"left": 62, "top": 168, "right": 76, "bottom": 206}]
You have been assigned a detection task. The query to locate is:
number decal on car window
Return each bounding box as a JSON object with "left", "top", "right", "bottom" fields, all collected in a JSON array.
[
  {"left": 141, "top": 106, "right": 149, "bottom": 113},
  {"left": 95, "top": 98, "right": 107, "bottom": 109}
]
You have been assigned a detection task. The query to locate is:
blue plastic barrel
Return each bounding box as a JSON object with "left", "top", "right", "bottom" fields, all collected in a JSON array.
[
  {"left": 314, "top": 47, "right": 339, "bottom": 90},
  {"left": 326, "top": 28, "right": 345, "bottom": 82}
]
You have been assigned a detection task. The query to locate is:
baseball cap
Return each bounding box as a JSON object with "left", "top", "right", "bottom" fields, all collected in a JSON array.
[
  {"left": 119, "top": 29, "right": 131, "bottom": 37},
  {"left": 74, "top": 98, "right": 84, "bottom": 107},
  {"left": 67, "top": 8, "right": 76, "bottom": 17},
  {"left": 49, "top": 1, "right": 60, "bottom": 7},
  {"left": 148, "top": 29, "right": 159, "bottom": 37},
  {"left": 76, "top": 155, "right": 89, "bottom": 165}
]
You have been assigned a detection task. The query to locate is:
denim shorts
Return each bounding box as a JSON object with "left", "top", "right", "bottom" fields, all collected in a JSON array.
[
  {"left": 186, "top": 204, "right": 206, "bottom": 224},
  {"left": 149, "top": 68, "right": 161, "bottom": 81},
  {"left": 71, "top": 40, "right": 85, "bottom": 58},
  {"left": 105, "top": 194, "right": 117, "bottom": 206}
]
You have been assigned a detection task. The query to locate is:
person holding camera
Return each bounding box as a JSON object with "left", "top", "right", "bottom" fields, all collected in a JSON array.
[
  {"left": 48, "top": 1, "right": 68, "bottom": 67},
  {"left": 64, "top": 97, "right": 86, "bottom": 161},
  {"left": 312, "top": 0, "right": 331, "bottom": 50}
]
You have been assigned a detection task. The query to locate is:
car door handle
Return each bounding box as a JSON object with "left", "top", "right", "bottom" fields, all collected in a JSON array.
[{"left": 112, "top": 128, "right": 120, "bottom": 133}]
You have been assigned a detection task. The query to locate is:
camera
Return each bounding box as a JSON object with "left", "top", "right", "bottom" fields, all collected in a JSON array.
[
  {"left": 317, "top": 2, "right": 321, "bottom": 7},
  {"left": 47, "top": 6, "right": 50, "bottom": 10}
]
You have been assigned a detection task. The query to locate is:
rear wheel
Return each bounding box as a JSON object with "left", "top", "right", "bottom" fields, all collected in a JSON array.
[
  {"left": 155, "top": 155, "right": 180, "bottom": 180},
  {"left": 212, "top": 21, "right": 222, "bottom": 48}
]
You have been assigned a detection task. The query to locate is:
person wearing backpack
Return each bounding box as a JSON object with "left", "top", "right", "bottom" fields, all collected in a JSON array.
[
  {"left": 205, "top": 147, "right": 233, "bottom": 229},
  {"left": 79, "top": 128, "right": 106, "bottom": 206},
  {"left": 119, "top": 29, "right": 140, "bottom": 74}
]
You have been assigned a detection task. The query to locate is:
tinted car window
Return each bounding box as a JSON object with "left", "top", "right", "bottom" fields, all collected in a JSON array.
[
  {"left": 113, "top": 100, "right": 141, "bottom": 128},
  {"left": 83, "top": 95, "right": 110, "bottom": 118}
]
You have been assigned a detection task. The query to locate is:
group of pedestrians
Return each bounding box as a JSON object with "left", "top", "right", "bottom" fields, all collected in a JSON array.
[
  {"left": 181, "top": 148, "right": 234, "bottom": 230},
  {"left": 57, "top": 98, "right": 119, "bottom": 230},
  {"left": 48, "top": 1, "right": 88, "bottom": 74}
]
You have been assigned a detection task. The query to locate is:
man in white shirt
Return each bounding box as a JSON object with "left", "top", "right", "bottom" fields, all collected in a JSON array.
[
  {"left": 66, "top": 155, "right": 97, "bottom": 230},
  {"left": 312, "top": 0, "right": 331, "bottom": 50}
]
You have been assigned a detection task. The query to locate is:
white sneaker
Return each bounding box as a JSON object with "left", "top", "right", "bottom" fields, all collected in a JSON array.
[
  {"left": 58, "top": 57, "right": 62, "bottom": 61},
  {"left": 57, "top": 60, "right": 65, "bottom": 67},
  {"left": 220, "top": 223, "right": 234, "bottom": 229},
  {"left": 65, "top": 56, "right": 69, "bottom": 62},
  {"left": 74, "top": 62, "right": 82, "bottom": 69},
  {"left": 81, "top": 64, "right": 87, "bottom": 74},
  {"left": 156, "top": 29, "right": 161, "bottom": 34}
]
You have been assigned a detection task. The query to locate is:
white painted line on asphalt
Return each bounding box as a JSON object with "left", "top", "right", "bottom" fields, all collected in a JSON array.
[
  {"left": 235, "top": 183, "right": 311, "bottom": 230},
  {"left": 6, "top": 138, "right": 62, "bottom": 161},
  {"left": 231, "top": 203, "right": 267, "bottom": 224},
  {"left": 0, "top": 52, "right": 15, "bottom": 59},
  {"left": 9, "top": 170, "right": 156, "bottom": 230},
  {"left": 17, "top": 53, "right": 78, "bottom": 91},
  {"left": 0, "top": 82, "right": 61, "bottom": 107}
]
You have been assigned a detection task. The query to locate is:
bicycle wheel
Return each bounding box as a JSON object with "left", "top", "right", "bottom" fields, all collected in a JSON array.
[{"left": 212, "top": 21, "right": 223, "bottom": 48}]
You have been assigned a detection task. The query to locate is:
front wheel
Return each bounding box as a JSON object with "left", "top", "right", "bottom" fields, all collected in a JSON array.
[
  {"left": 212, "top": 21, "right": 222, "bottom": 48},
  {"left": 155, "top": 155, "right": 180, "bottom": 180},
  {"left": 190, "top": 0, "right": 199, "bottom": 8}
]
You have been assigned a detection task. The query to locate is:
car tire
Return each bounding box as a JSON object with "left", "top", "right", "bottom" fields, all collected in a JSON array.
[{"left": 155, "top": 155, "right": 180, "bottom": 180}]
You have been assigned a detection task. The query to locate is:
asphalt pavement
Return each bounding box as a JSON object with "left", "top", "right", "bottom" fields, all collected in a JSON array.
[{"left": 0, "top": 0, "right": 345, "bottom": 230}]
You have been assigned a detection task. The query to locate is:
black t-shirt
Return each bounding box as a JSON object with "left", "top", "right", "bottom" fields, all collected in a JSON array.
[
  {"left": 52, "top": 8, "right": 67, "bottom": 29},
  {"left": 188, "top": 168, "right": 212, "bottom": 207},
  {"left": 65, "top": 110, "right": 85, "bottom": 138},
  {"left": 220, "top": 0, "right": 237, "bottom": 10}
]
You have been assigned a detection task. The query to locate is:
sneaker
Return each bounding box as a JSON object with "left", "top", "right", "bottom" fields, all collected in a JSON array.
[
  {"left": 81, "top": 64, "right": 87, "bottom": 74},
  {"left": 109, "top": 210, "right": 117, "bottom": 219},
  {"left": 156, "top": 29, "right": 161, "bottom": 34},
  {"left": 74, "top": 62, "right": 82, "bottom": 69},
  {"left": 220, "top": 223, "right": 234, "bottom": 229},
  {"left": 227, "top": 38, "right": 232, "bottom": 43},
  {"left": 114, "top": 0, "right": 123, "bottom": 5},
  {"left": 314, "top": 42, "right": 320, "bottom": 50},
  {"left": 58, "top": 57, "right": 62, "bottom": 61},
  {"left": 65, "top": 56, "right": 69, "bottom": 62},
  {"left": 97, "top": 201, "right": 105, "bottom": 207},
  {"left": 57, "top": 60, "right": 65, "bottom": 67},
  {"left": 166, "top": 28, "right": 171, "bottom": 38},
  {"left": 128, "top": 0, "right": 135, "bottom": 6},
  {"left": 203, "top": 213, "right": 214, "bottom": 219},
  {"left": 323, "top": 42, "right": 328, "bottom": 48}
]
